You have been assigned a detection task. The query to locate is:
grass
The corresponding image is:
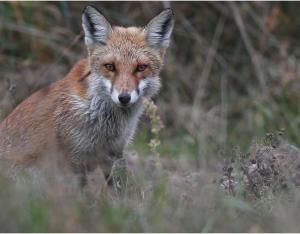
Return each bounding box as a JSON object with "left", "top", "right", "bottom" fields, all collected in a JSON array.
[{"left": 1, "top": 127, "right": 300, "bottom": 232}]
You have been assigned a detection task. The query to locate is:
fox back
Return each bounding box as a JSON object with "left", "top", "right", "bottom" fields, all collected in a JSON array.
[{"left": 0, "top": 6, "right": 174, "bottom": 178}]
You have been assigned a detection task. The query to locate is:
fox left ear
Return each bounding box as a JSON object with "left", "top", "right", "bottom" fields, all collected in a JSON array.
[
  {"left": 82, "top": 5, "right": 112, "bottom": 47},
  {"left": 145, "top": 9, "right": 174, "bottom": 50}
]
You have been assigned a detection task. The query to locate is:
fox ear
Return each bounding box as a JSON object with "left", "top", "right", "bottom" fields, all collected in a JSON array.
[
  {"left": 145, "top": 9, "right": 174, "bottom": 50},
  {"left": 82, "top": 5, "right": 112, "bottom": 46}
]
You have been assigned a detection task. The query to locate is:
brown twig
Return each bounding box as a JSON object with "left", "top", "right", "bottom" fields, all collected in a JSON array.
[
  {"left": 191, "top": 15, "right": 226, "bottom": 122},
  {"left": 229, "top": 2, "right": 268, "bottom": 97}
]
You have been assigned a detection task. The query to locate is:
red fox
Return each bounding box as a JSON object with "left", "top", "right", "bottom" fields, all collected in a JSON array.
[{"left": 0, "top": 6, "right": 174, "bottom": 185}]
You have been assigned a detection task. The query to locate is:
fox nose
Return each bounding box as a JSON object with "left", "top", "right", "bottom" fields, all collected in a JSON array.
[{"left": 118, "top": 92, "right": 131, "bottom": 105}]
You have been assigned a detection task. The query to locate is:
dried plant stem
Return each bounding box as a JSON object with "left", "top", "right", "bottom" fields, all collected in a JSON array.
[
  {"left": 143, "top": 98, "right": 164, "bottom": 168},
  {"left": 229, "top": 2, "right": 268, "bottom": 98}
]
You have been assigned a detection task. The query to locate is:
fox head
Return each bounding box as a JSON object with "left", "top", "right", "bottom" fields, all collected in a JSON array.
[{"left": 82, "top": 5, "right": 174, "bottom": 107}]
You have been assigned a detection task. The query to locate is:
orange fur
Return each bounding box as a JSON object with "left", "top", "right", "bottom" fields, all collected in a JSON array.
[{"left": 0, "top": 59, "right": 89, "bottom": 167}]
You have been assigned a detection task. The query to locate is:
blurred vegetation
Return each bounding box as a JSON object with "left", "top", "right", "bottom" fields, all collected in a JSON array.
[{"left": 2, "top": 1, "right": 300, "bottom": 232}]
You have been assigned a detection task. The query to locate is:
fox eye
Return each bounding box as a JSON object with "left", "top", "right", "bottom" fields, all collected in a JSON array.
[
  {"left": 104, "top": 64, "right": 115, "bottom": 71},
  {"left": 136, "top": 64, "right": 148, "bottom": 72}
]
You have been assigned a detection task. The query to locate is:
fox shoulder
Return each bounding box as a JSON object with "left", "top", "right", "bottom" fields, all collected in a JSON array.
[{"left": 64, "top": 58, "right": 91, "bottom": 99}]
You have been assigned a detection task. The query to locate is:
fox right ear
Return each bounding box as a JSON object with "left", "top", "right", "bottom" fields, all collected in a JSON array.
[{"left": 82, "top": 5, "right": 112, "bottom": 46}]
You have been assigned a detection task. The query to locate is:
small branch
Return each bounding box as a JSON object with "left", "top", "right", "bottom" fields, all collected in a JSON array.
[
  {"left": 229, "top": 2, "right": 268, "bottom": 96},
  {"left": 191, "top": 15, "right": 226, "bottom": 122},
  {"left": 194, "top": 15, "right": 226, "bottom": 101},
  {"left": 177, "top": 12, "right": 242, "bottom": 81}
]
